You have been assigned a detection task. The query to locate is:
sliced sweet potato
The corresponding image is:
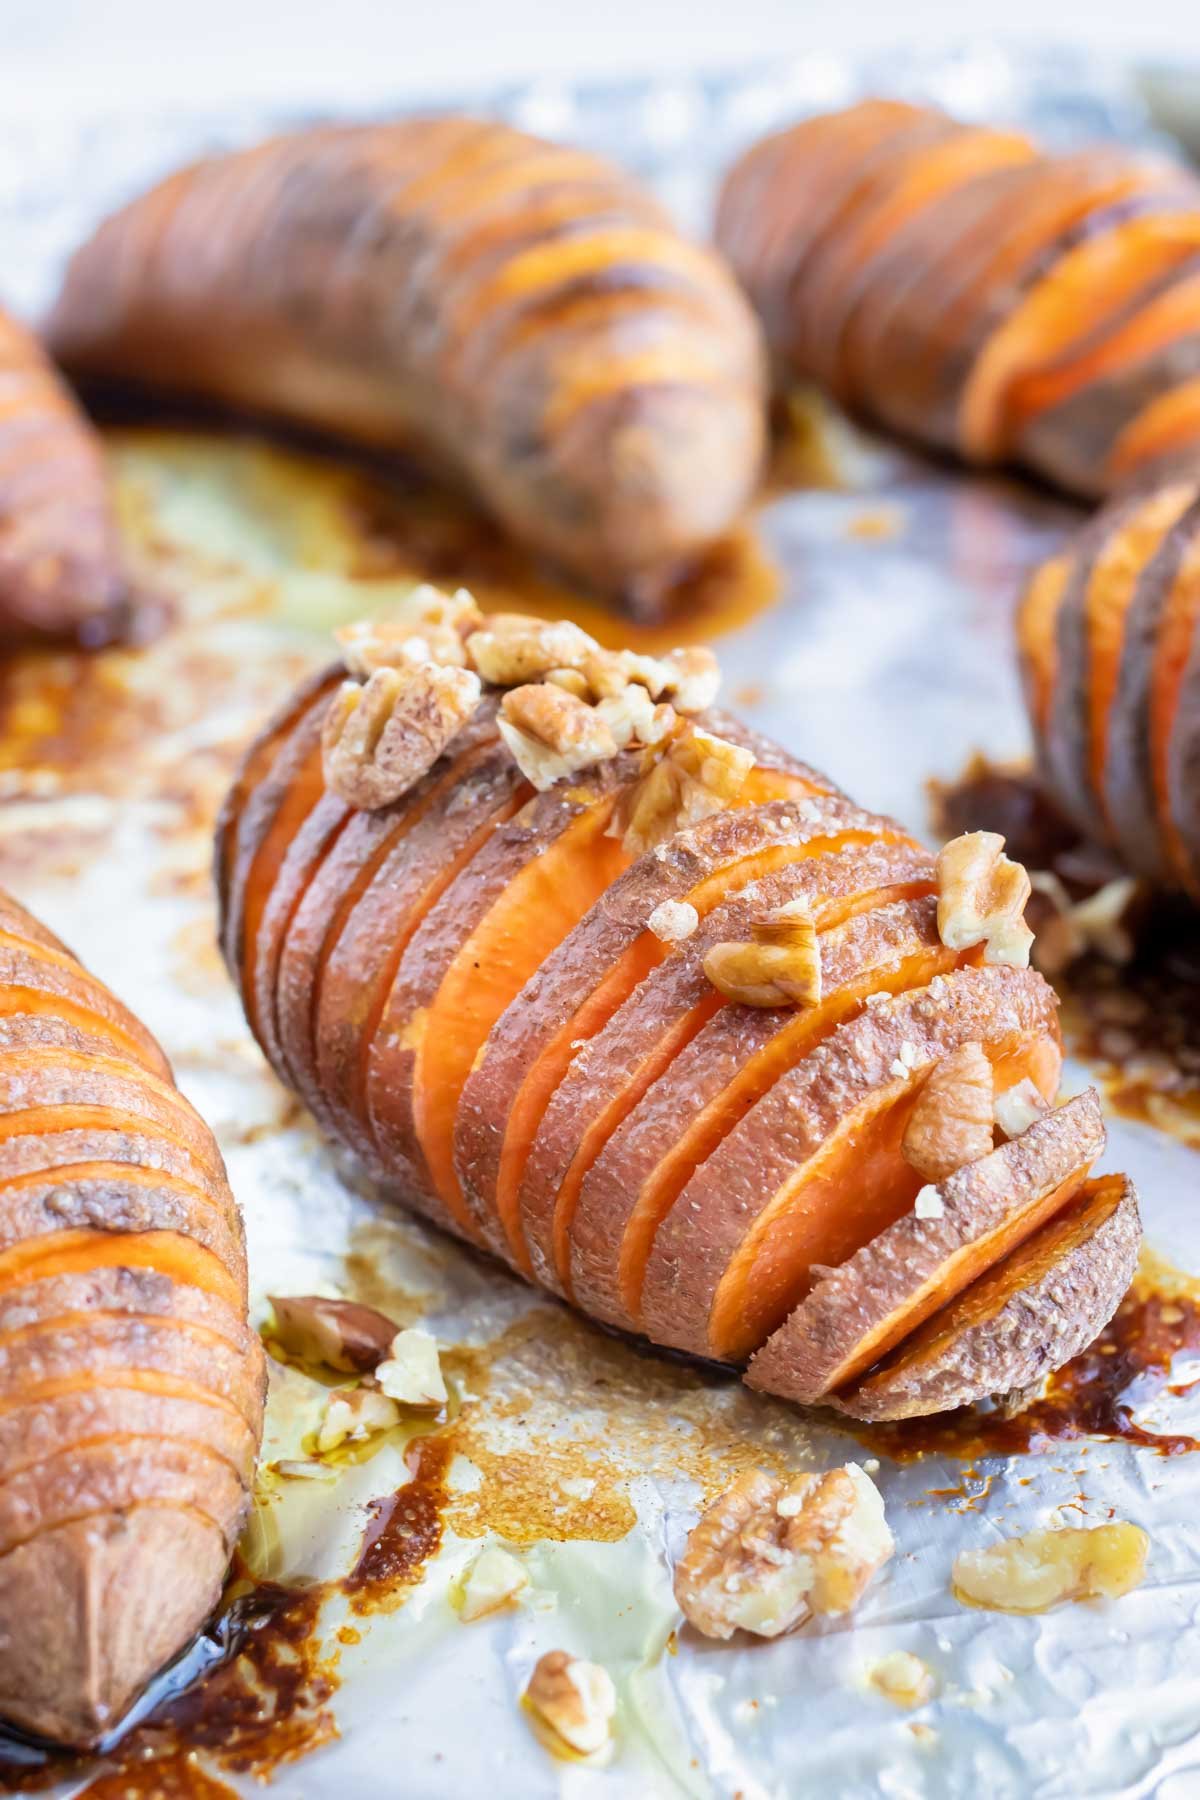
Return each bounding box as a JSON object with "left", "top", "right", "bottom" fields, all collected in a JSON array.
[
  {"left": 747, "top": 1089, "right": 1104, "bottom": 1403},
  {"left": 566, "top": 896, "right": 961, "bottom": 1331},
  {"left": 0, "top": 935, "right": 170, "bottom": 1080},
  {"left": 0, "top": 1263, "right": 254, "bottom": 1356},
  {"left": 456, "top": 790, "right": 903, "bottom": 1265},
  {"left": 0, "top": 1228, "right": 242, "bottom": 1314},
  {"left": 508, "top": 838, "right": 935, "bottom": 1289},
  {"left": 0, "top": 1163, "right": 246, "bottom": 1276},
  {"left": 1016, "top": 548, "right": 1072, "bottom": 746},
  {"left": 961, "top": 213, "right": 1200, "bottom": 461},
  {"left": 638, "top": 965, "right": 1061, "bottom": 1362},
  {"left": 0, "top": 1386, "right": 257, "bottom": 1491},
  {"left": 272, "top": 698, "right": 504, "bottom": 1108},
  {"left": 838, "top": 1173, "right": 1140, "bottom": 1420},
  {"left": 1107, "top": 374, "right": 1200, "bottom": 482},
  {"left": 1162, "top": 537, "right": 1200, "bottom": 895},
  {"left": 0, "top": 1048, "right": 226, "bottom": 1175}
]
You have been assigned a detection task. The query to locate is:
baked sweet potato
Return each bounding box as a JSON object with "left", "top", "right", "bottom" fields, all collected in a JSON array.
[
  {"left": 0, "top": 891, "right": 264, "bottom": 1746},
  {"left": 219, "top": 603, "right": 1136, "bottom": 1420},
  {"left": 717, "top": 99, "right": 1200, "bottom": 498},
  {"left": 0, "top": 307, "right": 127, "bottom": 643},
  {"left": 47, "top": 118, "right": 766, "bottom": 605},
  {"left": 1017, "top": 479, "right": 1200, "bottom": 893}
]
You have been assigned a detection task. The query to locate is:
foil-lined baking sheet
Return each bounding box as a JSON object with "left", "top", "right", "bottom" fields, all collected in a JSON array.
[{"left": 0, "top": 48, "right": 1196, "bottom": 1800}]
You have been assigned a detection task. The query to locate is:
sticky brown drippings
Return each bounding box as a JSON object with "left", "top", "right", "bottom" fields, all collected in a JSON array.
[
  {"left": 0, "top": 1576, "right": 338, "bottom": 1795},
  {"left": 853, "top": 1254, "right": 1200, "bottom": 1462},
  {"left": 343, "top": 1435, "right": 451, "bottom": 1614},
  {"left": 930, "top": 753, "right": 1200, "bottom": 1143}
]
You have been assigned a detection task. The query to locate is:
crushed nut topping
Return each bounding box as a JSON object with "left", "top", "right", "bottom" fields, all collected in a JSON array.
[
  {"left": 647, "top": 899, "right": 700, "bottom": 944},
  {"left": 952, "top": 1523, "right": 1148, "bottom": 1614},
  {"left": 316, "top": 1384, "right": 401, "bottom": 1453},
  {"left": 994, "top": 1076, "right": 1051, "bottom": 1141},
  {"left": 268, "top": 1293, "right": 399, "bottom": 1373},
  {"left": 704, "top": 898, "right": 822, "bottom": 1008},
  {"left": 336, "top": 585, "right": 482, "bottom": 673},
  {"left": 460, "top": 1546, "right": 529, "bottom": 1622},
  {"left": 498, "top": 683, "right": 618, "bottom": 789},
  {"left": 467, "top": 615, "right": 598, "bottom": 686},
  {"left": 902, "top": 1041, "right": 995, "bottom": 1182},
  {"left": 270, "top": 1458, "right": 339, "bottom": 1483},
  {"left": 544, "top": 666, "right": 591, "bottom": 699},
  {"left": 868, "top": 1650, "right": 936, "bottom": 1708},
  {"left": 913, "top": 1185, "right": 946, "bottom": 1220},
  {"left": 524, "top": 1651, "right": 616, "bottom": 1758},
  {"left": 374, "top": 1327, "right": 447, "bottom": 1409},
  {"left": 1031, "top": 871, "right": 1142, "bottom": 977},
  {"left": 936, "top": 831, "right": 1034, "bottom": 968},
  {"left": 673, "top": 1464, "right": 893, "bottom": 1640},
  {"left": 614, "top": 723, "right": 753, "bottom": 857},
  {"left": 594, "top": 682, "right": 677, "bottom": 751},
  {"left": 322, "top": 663, "right": 481, "bottom": 810}
]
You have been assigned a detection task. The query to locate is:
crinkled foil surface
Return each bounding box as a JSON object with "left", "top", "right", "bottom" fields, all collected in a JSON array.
[{"left": 0, "top": 45, "right": 1198, "bottom": 1800}]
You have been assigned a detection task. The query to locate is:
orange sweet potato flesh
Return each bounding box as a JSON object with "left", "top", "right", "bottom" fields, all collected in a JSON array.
[
  {"left": 747, "top": 1089, "right": 1105, "bottom": 1403},
  {"left": 0, "top": 889, "right": 264, "bottom": 1747},
  {"left": 1150, "top": 520, "right": 1200, "bottom": 887},
  {"left": 1108, "top": 375, "right": 1200, "bottom": 480},
  {"left": 48, "top": 119, "right": 766, "bottom": 601}
]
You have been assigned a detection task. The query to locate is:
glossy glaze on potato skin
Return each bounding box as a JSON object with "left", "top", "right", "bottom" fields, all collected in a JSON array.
[
  {"left": 48, "top": 118, "right": 766, "bottom": 603},
  {"left": 0, "top": 893, "right": 264, "bottom": 1747}
]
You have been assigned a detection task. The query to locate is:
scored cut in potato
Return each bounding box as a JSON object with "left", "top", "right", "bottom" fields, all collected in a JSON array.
[
  {"left": 747, "top": 1089, "right": 1105, "bottom": 1404},
  {"left": 838, "top": 1173, "right": 1140, "bottom": 1421}
]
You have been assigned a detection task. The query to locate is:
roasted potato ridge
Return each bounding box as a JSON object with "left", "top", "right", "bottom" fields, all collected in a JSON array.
[
  {"left": 0, "top": 892, "right": 263, "bottom": 1747},
  {"left": 0, "top": 308, "right": 127, "bottom": 644},
  {"left": 48, "top": 118, "right": 767, "bottom": 600}
]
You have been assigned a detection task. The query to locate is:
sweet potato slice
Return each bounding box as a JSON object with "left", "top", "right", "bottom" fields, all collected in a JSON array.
[
  {"left": 747, "top": 1090, "right": 1105, "bottom": 1404},
  {"left": 508, "top": 838, "right": 935, "bottom": 1288},
  {"left": 639, "top": 966, "right": 1061, "bottom": 1362},
  {"left": 457, "top": 790, "right": 901, "bottom": 1265},
  {"left": 0, "top": 1163, "right": 246, "bottom": 1277},
  {"left": 1107, "top": 374, "right": 1200, "bottom": 482},
  {"left": 0, "top": 936, "right": 169, "bottom": 1080},
  {"left": 0, "top": 1229, "right": 243, "bottom": 1313},
  {"left": 272, "top": 698, "right": 504, "bottom": 1108},
  {"left": 0, "top": 1263, "right": 254, "bottom": 1357},
  {"left": 838, "top": 1173, "right": 1140, "bottom": 1420},
  {"left": 0, "top": 1385, "right": 257, "bottom": 1490},
  {"left": 565, "top": 896, "right": 960, "bottom": 1330},
  {"left": 1017, "top": 549, "right": 1072, "bottom": 746},
  {"left": 0, "top": 1048, "right": 226, "bottom": 1176},
  {"left": 961, "top": 214, "right": 1200, "bottom": 461}
]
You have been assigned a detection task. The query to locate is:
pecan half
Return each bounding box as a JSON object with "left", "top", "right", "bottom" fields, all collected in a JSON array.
[
  {"left": 614, "top": 723, "right": 753, "bottom": 856},
  {"left": 322, "top": 662, "right": 481, "bottom": 810},
  {"left": 497, "top": 683, "right": 618, "bottom": 789},
  {"left": 523, "top": 1651, "right": 616, "bottom": 1757},
  {"left": 704, "top": 898, "right": 822, "bottom": 1008},
  {"left": 936, "top": 831, "right": 1034, "bottom": 967},
  {"left": 467, "top": 615, "right": 598, "bottom": 686},
  {"left": 901, "top": 1040, "right": 995, "bottom": 1182}
]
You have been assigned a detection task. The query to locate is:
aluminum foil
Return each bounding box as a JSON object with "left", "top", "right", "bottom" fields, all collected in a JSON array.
[{"left": 0, "top": 46, "right": 1195, "bottom": 1800}]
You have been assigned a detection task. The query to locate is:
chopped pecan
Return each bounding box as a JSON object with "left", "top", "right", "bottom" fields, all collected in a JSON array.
[
  {"left": 374, "top": 1327, "right": 447, "bottom": 1409},
  {"left": 1030, "top": 871, "right": 1142, "bottom": 976},
  {"left": 467, "top": 615, "right": 598, "bottom": 686},
  {"left": 582, "top": 643, "right": 719, "bottom": 713},
  {"left": 614, "top": 723, "right": 753, "bottom": 856},
  {"left": 594, "top": 682, "right": 677, "bottom": 751},
  {"left": 952, "top": 1522, "right": 1148, "bottom": 1614},
  {"left": 704, "top": 898, "right": 822, "bottom": 1008},
  {"left": 523, "top": 1651, "right": 616, "bottom": 1757},
  {"left": 498, "top": 684, "right": 618, "bottom": 789},
  {"left": 673, "top": 1464, "right": 893, "bottom": 1640},
  {"left": 268, "top": 1293, "right": 399, "bottom": 1373},
  {"left": 460, "top": 1546, "right": 529, "bottom": 1622},
  {"left": 936, "top": 831, "right": 1034, "bottom": 968},
  {"left": 316, "top": 1384, "right": 401, "bottom": 1453},
  {"left": 901, "top": 1040, "right": 995, "bottom": 1182},
  {"left": 868, "top": 1650, "right": 936, "bottom": 1708},
  {"left": 335, "top": 584, "right": 482, "bottom": 674},
  {"left": 993, "top": 1076, "right": 1051, "bottom": 1141},
  {"left": 647, "top": 898, "right": 699, "bottom": 944},
  {"left": 322, "top": 663, "right": 481, "bottom": 810}
]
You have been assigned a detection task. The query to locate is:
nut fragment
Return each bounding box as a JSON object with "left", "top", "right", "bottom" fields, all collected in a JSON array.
[
  {"left": 994, "top": 1076, "right": 1051, "bottom": 1141},
  {"left": 467, "top": 615, "right": 598, "bottom": 686},
  {"left": 335, "top": 585, "right": 482, "bottom": 673},
  {"left": 673, "top": 1464, "right": 893, "bottom": 1641},
  {"left": 936, "top": 831, "right": 1034, "bottom": 968},
  {"left": 1031, "top": 871, "right": 1142, "bottom": 976},
  {"left": 913, "top": 1185, "right": 945, "bottom": 1220},
  {"left": 316, "top": 1384, "right": 401, "bottom": 1453},
  {"left": 952, "top": 1523, "right": 1148, "bottom": 1614},
  {"left": 614, "top": 724, "right": 753, "bottom": 856},
  {"left": 498, "top": 684, "right": 618, "bottom": 789},
  {"left": 704, "top": 899, "right": 822, "bottom": 1008},
  {"left": 647, "top": 898, "right": 700, "bottom": 944},
  {"left": 868, "top": 1650, "right": 936, "bottom": 1708},
  {"left": 901, "top": 1041, "right": 995, "bottom": 1182},
  {"left": 523, "top": 1651, "right": 616, "bottom": 1758},
  {"left": 460, "top": 1546, "right": 529, "bottom": 1622},
  {"left": 268, "top": 1293, "right": 400, "bottom": 1373},
  {"left": 322, "top": 663, "right": 482, "bottom": 810},
  {"left": 374, "top": 1327, "right": 448, "bottom": 1409},
  {"left": 594, "top": 683, "right": 677, "bottom": 751},
  {"left": 658, "top": 645, "right": 721, "bottom": 713}
]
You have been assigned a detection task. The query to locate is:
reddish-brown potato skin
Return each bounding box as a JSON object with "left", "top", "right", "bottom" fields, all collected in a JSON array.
[
  {"left": 0, "top": 893, "right": 264, "bottom": 1748},
  {"left": 48, "top": 118, "right": 766, "bottom": 601},
  {"left": 0, "top": 308, "right": 128, "bottom": 644},
  {"left": 716, "top": 100, "right": 1200, "bottom": 499}
]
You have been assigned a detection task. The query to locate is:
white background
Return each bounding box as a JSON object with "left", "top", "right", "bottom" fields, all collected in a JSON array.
[{"left": 2, "top": 0, "right": 1195, "bottom": 113}]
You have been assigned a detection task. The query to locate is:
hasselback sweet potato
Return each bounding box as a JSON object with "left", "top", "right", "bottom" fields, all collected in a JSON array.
[
  {"left": 0, "top": 887, "right": 264, "bottom": 1745},
  {"left": 1017, "top": 477, "right": 1200, "bottom": 894},
  {"left": 717, "top": 99, "right": 1200, "bottom": 498},
  {"left": 219, "top": 598, "right": 1137, "bottom": 1420},
  {"left": 0, "top": 307, "right": 126, "bottom": 643},
  {"left": 46, "top": 117, "right": 766, "bottom": 605}
]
